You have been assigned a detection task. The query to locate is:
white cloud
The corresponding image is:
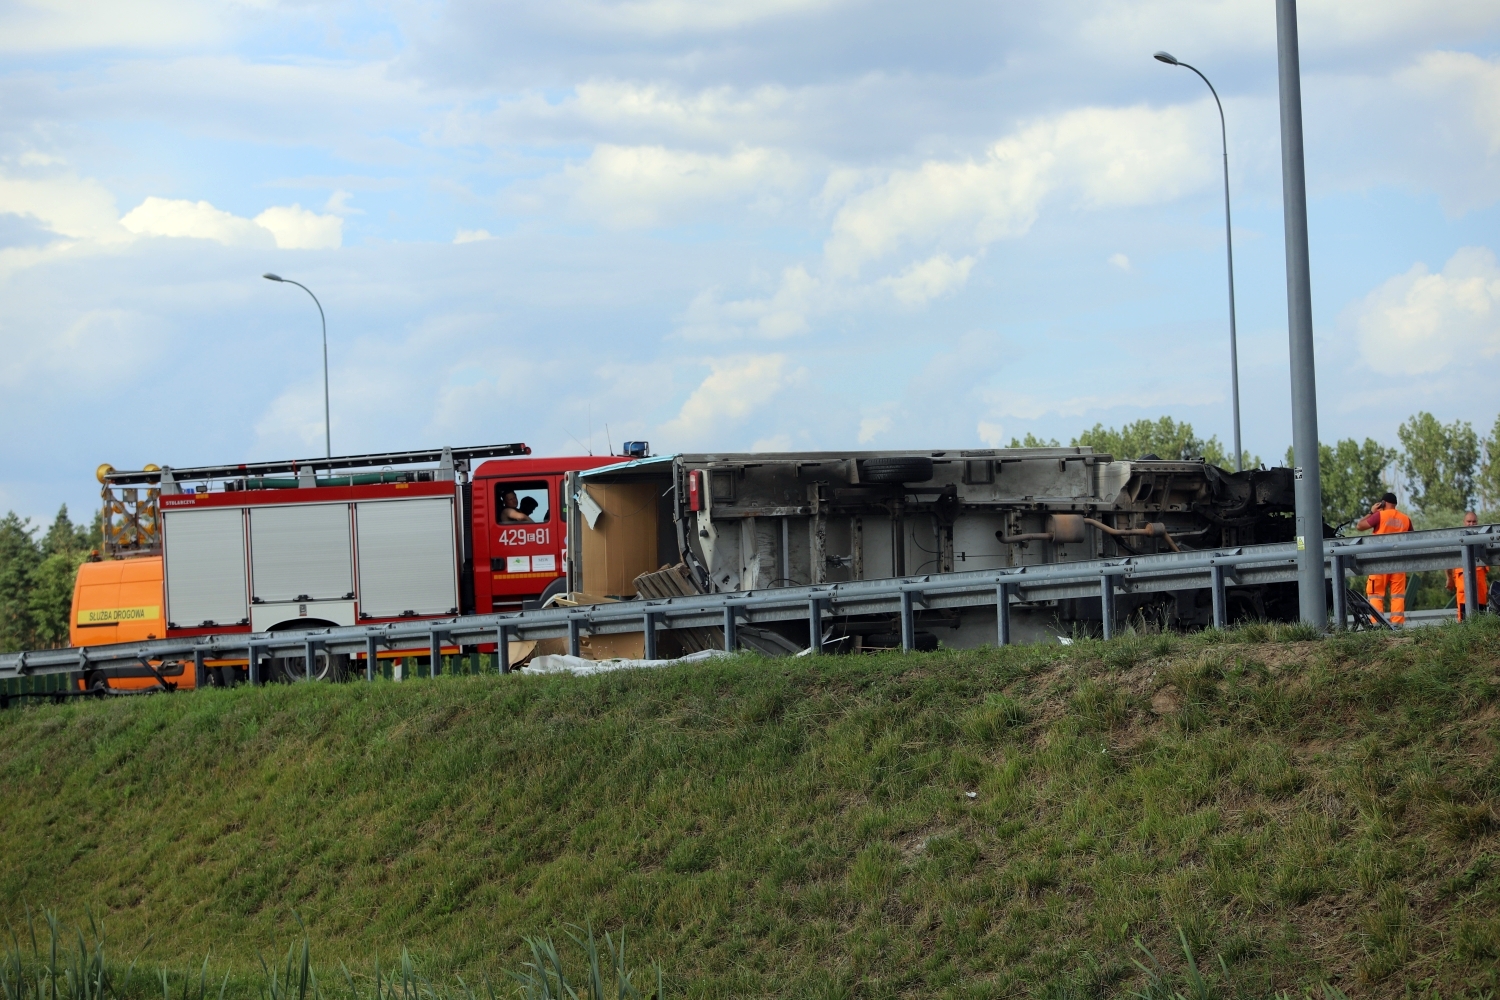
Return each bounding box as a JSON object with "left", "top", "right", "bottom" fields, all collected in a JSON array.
[
  {"left": 1109, "top": 252, "right": 1131, "bottom": 271},
  {"left": 1350, "top": 246, "right": 1500, "bottom": 375},
  {"left": 252, "top": 382, "right": 331, "bottom": 454},
  {"left": 117, "top": 197, "right": 341, "bottom": 249},
  {"left": 571, "top": 81, "right": 796, "bottom": 141},
  {"left": 857, "top": 415, "right": 892, "bottom": 443},
  {"left": 454, "top": 229, "right": 493, "bottom": 244},
  {"left": 659, "top": 353, "right": 803, "bottom": 444},
  {"left": 824, "top": 102, "right": 1211, "bottom": 274},
  {"left": 121, "top": 197, "right": 270, "bottom": 246},
  {"left": 254, "top": 204, "right": 343, "bottom": 250},
  {"left": 0, "top": 0, "right": 228, "bottom": 53},
  {"left": 1078, "top": 0, "right": 1500, "bottom": 62},
  {"left": 882, "top": 253, "right": 976, "bottom": 305},
  {"left": 324, "top": 190, "right": 362, "bottom": 215},
  {"left": 564, "top": 143, "right": 805, "bottom": 228},
  {"left": 976, "top": 421, "right": 1006, "bottom": 447},
  {"left": 679, "top": 265, "right": 826, "bottom": 340},
  {"left": 0, "top": 170, "right": 127, "bottom": 243},
  {"left": 552, "top": 0, "right": 848, "bottom": 36}
]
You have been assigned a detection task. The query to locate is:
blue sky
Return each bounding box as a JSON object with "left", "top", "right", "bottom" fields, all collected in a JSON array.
[{"left": 2, "top": 0, "right": 1498, "bottom": 524}]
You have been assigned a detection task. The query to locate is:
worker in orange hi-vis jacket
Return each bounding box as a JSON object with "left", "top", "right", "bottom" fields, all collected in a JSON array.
[
  {"left": 1445, "top": 510, "right": 1489, "bottom": 621},
  {"left": 1355, "top": 492, "right": 1413, "bottom": 624}
]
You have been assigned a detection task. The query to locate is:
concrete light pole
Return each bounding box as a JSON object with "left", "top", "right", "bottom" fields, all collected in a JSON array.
[
  {"left": 263, "top": 273, "right": 331, "bottom": 459},
  {"left": 1274, "top": 0, "right": 1327, "bottom": 627},
  {"left": 1154, "top": 50, "right": 1243, "bottom": 472}
]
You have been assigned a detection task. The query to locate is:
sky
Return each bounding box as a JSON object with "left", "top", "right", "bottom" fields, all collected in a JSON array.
[{"left": 2, "top": 0, "right": 1499, "bottom": 525}]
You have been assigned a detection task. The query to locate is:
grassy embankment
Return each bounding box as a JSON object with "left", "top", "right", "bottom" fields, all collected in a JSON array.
[{"left": 2, "top": 619, "right": 1499, "bottom": 999}]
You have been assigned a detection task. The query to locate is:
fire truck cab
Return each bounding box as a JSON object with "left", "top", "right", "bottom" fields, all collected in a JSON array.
[{"left": 472, "top": 456, "right": 620, "bottom": 613}]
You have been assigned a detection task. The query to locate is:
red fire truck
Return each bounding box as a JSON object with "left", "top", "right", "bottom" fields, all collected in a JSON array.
[{"left": 74, "top": 444, "right": 621, "bottom": 686}]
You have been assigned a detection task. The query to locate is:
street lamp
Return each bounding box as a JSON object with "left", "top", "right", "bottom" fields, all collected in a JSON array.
[
  {"left": 262, "top": 273, "right": 331, "bottom": 459},
  {"left": 1155, "top": 50, "right": 1243, "bottom": 473}
]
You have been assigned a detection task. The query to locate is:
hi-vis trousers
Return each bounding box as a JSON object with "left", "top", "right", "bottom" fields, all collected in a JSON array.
[{"left": 1367, "top": 573, "right": 1407, "bottom": 624}]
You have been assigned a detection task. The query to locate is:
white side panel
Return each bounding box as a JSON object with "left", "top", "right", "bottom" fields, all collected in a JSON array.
[
  {"left": 250, "top": 600, "right": 357, "bottom": 631},
  {"left": 164, "top": 507, "right": 248, "bottom": 628},
  {"left": 355, "top": 497, "right": 458, "bottom": 617},
  {"left": 250, "top": 504, "right": 353, "bottom": 602}
]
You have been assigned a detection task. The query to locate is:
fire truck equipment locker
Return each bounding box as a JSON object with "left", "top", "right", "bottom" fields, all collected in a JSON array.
[
  {"left": 163, "top": 507, "right": 249, "bottom": 628},
  {"left": 355, "top": 497, "right": 459, "bottom": 617},
  {"left": 248, "top": 503, "right": 356, "bottom": 629}
]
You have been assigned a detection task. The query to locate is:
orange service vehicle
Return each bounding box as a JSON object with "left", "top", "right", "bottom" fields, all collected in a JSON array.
[{"left": 73, "top": 443, "right": 623, "bottom": 690}]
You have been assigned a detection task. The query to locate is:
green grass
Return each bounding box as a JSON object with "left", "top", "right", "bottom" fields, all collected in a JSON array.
[{"left": 2, "top": 618, "right": 1499, "bottom": 999}]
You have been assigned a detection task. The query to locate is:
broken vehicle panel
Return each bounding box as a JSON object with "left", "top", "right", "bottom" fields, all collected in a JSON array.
[{"left": 565, "top": 447, "right": 1305, "bottom": 649}]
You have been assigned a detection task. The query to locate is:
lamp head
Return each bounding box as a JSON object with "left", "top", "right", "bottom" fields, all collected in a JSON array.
[
  {"left": 262, "top": 272, "right": 283, "bottom": 282},
  {"left": 1153, "top": 51, "right": 1179, "bottom": 65}
]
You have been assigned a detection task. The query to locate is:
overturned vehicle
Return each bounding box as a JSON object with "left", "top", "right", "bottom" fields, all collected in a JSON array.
[{"left": 560, "top": 447, "right": 1303, "bottom": 650}]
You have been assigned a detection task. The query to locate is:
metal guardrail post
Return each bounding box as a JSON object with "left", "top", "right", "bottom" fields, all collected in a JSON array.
[
  {"left": 996, "top": 583, "right": 1011, "bottom": 646},
  {"left": 248, "top": 644, "right": 262, "bottom": 685},
  {"left": 1330, "top": 555, "right": 1346, "bottom": 629},
  {"left": 567, "top": 616, "right": 581, "bottom": 657},
  {"left": 1210, "top": 565, "right": 1227, "bottom": 629},
  {"left": 304, "top": 639, "right": 317, "bottom": 681},
  {"left": 1100, "top": 575, "right": 1116, "bottom": 640},
  {"left": 643, "top": 611, "right": 658, "bottom": 660},
  {"left": 808, "top": 598, "right": 823, "bottom": 655},
  {"left": 193, "top": 648, "right": 206, "bottom": 689},
  {"left": 365, "top": 636, "right": 378, "bottom": 681},
  {"left": 722, "top": 605, "right": 738, "bottom": 652},
  {"left": 429, "top": 632, "right": 442, "bottom": 677},
  {"left": 899, "top": 591, "right": 914, "bottom": 652},
  {"left": 1462, "top": 542, "right": 1479, "bottom": 620},
  {"left": 496, "top": 625, "right": 511, "bottom": 674}
]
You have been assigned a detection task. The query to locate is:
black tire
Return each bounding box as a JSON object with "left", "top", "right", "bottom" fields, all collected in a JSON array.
[{"left": 860, "top": 457, "right": 934, "bottom": 484}]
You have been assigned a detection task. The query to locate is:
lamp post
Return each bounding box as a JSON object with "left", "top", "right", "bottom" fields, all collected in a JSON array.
[
  {"left": 262, "top": 273, "right": 331, "bottom": 459},
  {"left": 1273, "top": 0, "right": 1327, "bottom": 629},
  {"left": 1154, "top": 50, "right": 1242, "bottom": 473}
]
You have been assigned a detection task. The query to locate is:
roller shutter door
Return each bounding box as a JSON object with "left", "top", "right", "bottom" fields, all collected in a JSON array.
[
  {"left": 355, "top": 497, "right": 458, "bottom": 617},
  {"left": 164, "top": 507, "right": 248, "bottom": 628},
  {"left": 249, "top": 504, "right": 353, "bottom": 602}
]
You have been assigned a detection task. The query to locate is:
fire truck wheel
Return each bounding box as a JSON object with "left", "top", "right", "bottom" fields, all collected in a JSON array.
[
  {"left": 538, "top": 576, "right": 570, "bottom": 607},
  {"left": 859, "top": 457, "right": 934, "bottom": 484}
]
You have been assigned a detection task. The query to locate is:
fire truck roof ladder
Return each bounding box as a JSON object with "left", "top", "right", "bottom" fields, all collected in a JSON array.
[{"left": 103, "top": 443, "right": 531, "bottom": 488}]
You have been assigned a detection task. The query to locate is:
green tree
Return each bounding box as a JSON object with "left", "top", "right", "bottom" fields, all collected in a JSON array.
[
  {"left": 1479, "top": 413, "right": 1500, "bottom": 518},
  {"left": 42, "top": 504, "right": 93, "bottom": 557},
  {"left": 1307, "top": 438, "right": 1398, "bottom": 530},
  {"left": 0, "top": 505, "right": 96, "bottom": 652},
  {"left": 1006, "top": 433, "right": 1061, "bottom": 448},
  {"left": 1397, "top": 412, "right": 1480, "bottom": 514},
  {"left": 32, "top": 505, "right": 94, "bottom": 648},
  {"left": 1072, "top": 416, "right": 1230, "bottom": 466},
  {"left": 0, "top": 513, "right": 42, "bottom": 652},
  {"left": 28, "top": 551, "right": 83, "bottom": 648}
]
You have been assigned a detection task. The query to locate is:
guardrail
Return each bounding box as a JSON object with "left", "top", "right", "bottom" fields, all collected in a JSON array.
[{"left": 2, "top": 524, "right": 1495, "bottom": 692}]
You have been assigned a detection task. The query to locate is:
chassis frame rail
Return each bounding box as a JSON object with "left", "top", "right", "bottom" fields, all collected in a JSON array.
[{"left": 3, "top": 525, "right": 1495, "bottom": 687}]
